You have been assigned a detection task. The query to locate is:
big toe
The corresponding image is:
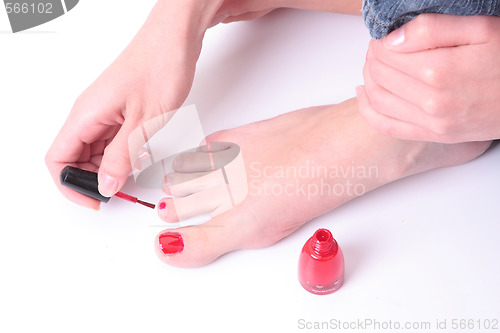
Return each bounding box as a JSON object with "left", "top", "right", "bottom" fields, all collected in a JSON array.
[{"left": 154, "top": 209, "right": 247, "bottom": 268}]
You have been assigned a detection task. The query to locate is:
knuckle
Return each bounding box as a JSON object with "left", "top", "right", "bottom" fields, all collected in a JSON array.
[
  {"left": 421, "top": 65, "right": 444, "bottom": 87},
  {"left": 423, "top": 95, "right": 442, "bottom": 116},
  {"left": 423, "top": 92, "right": 455, "bottom": 117},
  {"left": 413, "top": 14, "right": 435, "bottom": 40},
  {"left": 474, "top": 16, "right": 497, "bottom": 40},
  {"left": 103, "top": 143, "right": 128, "bottom": 162},
  {"left": 429, "top": 119, "right": 454, "bottom": 135}
]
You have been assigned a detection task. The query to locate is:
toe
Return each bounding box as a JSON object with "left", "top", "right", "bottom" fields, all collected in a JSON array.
[
  {"left": 154, "top": 210, "right": 246, "bottom": 267},
  {"left": 163, "top": 169, "right": 226, "bottom": 197},
  {"left": 157, "top": 184, "right": 233, "bottom": 222}
]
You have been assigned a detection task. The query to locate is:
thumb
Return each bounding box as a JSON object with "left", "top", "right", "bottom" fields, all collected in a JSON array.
[
  {"left": 98, "top": 107, "right": 178, "bottom": 197},
  {"left": 98, "top": 121, "right": 136, "bottom": 197},
  {"left": 383, "top": 13, "right": 488, "bottom": 52}
]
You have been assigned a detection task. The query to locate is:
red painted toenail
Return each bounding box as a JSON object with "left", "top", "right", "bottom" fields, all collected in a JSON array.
[
  {"left": 159, "top": 201, "right": 167, "bottom": 210},
  {"left": 158, "top": 232, "right": 184, "bottom": 254}
]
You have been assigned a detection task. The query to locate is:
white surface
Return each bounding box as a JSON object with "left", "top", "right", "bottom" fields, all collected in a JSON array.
[{"left": 1, "top": 2, "right": 499, "bottom": 333}]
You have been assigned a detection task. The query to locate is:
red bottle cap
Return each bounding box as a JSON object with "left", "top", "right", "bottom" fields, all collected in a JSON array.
[{"left": 298, "top": 228, "right": 344, "bottom": 295}]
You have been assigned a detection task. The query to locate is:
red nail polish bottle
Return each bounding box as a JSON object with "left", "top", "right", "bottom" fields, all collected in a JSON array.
[{"left": 298, "top": 228, "right": 344, "bottom": 295}]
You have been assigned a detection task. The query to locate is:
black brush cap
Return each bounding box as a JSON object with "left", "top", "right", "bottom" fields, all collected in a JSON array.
[{"left": 60, "top": 166, "right": 111, "bottom": 203}]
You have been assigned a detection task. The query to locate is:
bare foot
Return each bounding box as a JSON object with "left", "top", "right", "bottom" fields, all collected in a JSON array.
[{"left": 154, "top": 98, "right": 491, "bottom": 267}]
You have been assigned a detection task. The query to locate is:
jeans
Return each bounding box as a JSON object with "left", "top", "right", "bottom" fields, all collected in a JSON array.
[{"left": 362, "top": 0, "right": 500, "bottom": 39}]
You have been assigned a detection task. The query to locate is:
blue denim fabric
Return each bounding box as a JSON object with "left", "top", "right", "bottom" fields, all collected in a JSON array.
[{"left": 362, "top": 0, "right": 500, "bottom": 39}]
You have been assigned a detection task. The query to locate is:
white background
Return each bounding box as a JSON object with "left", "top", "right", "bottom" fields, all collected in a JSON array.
[{"left": 1, "top": 1, "right": 499, "bottom": 332}]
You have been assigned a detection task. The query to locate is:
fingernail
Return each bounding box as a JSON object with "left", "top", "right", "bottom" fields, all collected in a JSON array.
[
  {"left": 158, "top": 232, "right": 184, "bottom": 254},
  {"left": 98, "top": 173, "right": 119, "bottom": 197},
  {"left": 137, "top": 147, "right": 150, "bottom": 160},
  {"left": 134, "top": 148, "right": 152, "bottom": 172},
  {"left": 384, "top": 26, "right": 405, "bottom": 48}
]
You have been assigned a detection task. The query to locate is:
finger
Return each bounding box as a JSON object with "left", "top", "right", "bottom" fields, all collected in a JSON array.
[
  {"left": 364, "top": 57, "right": 437, "bottom": 126},
  {"left": 157, "top": 184, "right": 233, "bottom": 223},
  {"left": 369, "top": 38, "right": 458, "bottom": 87},
  {"left": 172, "top": 142, "right": 240, "bottom": 173},
  {"left": 45, "top": 161, "right": 102, "bottom": 210},
  {"left": 383, "top": 13, "right": 491, "bottom": 52},
  {"left": 367, "top": 54, "right": 465, "bottom": 120},
  {"left": 163, "top": 169, "right": 226, "bottom": 197},
  {"left": 46, "top": 114, "right": 117, "bottom": 210},
  {"left": 46, "top": 140, "right": 100, "bottom": 209},
  {"left": 155, "top": 207, "right": 248, "bottom": 268},
  {"left": 356, "top": 85, "right": 450, "bottom": 142},
  {"left": 98, "top": 99, "right": 177, "bottom": 196},
  {"left": 97, "top": 117, "right": 139, "bottom": 197}
]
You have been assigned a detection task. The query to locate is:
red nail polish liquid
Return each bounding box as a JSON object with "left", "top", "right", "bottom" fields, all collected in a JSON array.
[
  {"left": 158, "top": 232, "right": 184, "bottom": 254},
  {"left": 298, "top": 228, "right": 344, "bottom": 295}
]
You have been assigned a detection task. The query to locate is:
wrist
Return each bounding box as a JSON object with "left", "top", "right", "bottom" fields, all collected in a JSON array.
[
  {"left": 128, "top": 0, "right": 223, "bottom": 74},
  {"left": 154, "top": 0, "right": 223, "bottom": 40}
]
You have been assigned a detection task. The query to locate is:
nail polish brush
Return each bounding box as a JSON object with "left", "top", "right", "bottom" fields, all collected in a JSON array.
[{"left": 60, "top": 166, "right": 155, "bottom": 209}]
